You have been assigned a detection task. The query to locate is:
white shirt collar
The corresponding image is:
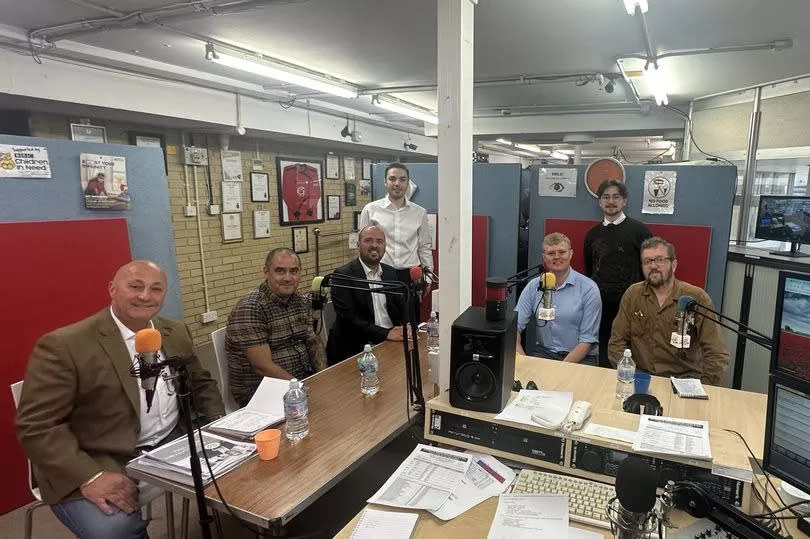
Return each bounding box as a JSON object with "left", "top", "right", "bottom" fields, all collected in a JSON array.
[
  {"left": 383, "top": 194, "right": 409, "bottom": 209},
  {"left": 109, "top": 306, "right": 154, "bottom": 341},
  {"left": 358, "top": 258, "right": 382, "bottom": 278},
  {"left": 603, "top": 212, "right": 627, "bottom": 226}
]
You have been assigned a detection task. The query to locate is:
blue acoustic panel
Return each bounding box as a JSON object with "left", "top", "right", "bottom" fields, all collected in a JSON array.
[{"left": 0, "top": 135, "right": 182, "bottom": 319}]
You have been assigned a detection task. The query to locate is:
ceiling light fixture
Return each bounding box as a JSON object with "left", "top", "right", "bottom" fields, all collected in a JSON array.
[
  {"left": 644, "top": 63, "right": 668, "bottom": 105},
  {"left": 372, "top": 95, "right": 439, "bottom": 125},
  {"left": 496, "top": 138, "right": 512, "bottom": 145},
  {"left": 623, "top": 0, "right": 648, "bottom": 15},
  {"left": 550, "top": 151, "right": 570, "bottom": 161},
  {"left": 206, "top": 44, "right": 358, "bottom": 99}
]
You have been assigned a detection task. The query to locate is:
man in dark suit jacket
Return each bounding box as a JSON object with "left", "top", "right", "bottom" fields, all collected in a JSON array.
[
  {"left": 16, "top": 260, "right": 224, "bottom": 539},
  {"left": 327, "top": 225, "right": 406, "bottom": 365}
]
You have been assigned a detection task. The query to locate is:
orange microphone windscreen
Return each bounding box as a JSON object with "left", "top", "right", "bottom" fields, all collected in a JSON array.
[{"left": 134, "top": 328, "right": 162, "bottom": 354}]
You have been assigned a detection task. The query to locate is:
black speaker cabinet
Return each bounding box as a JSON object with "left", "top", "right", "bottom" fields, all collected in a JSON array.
[{"left": 450, "top": 306, "right": 516, "bottom": 413}]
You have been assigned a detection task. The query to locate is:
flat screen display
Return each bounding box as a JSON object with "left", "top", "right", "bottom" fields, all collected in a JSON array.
[
  {"left": 755, "top": 196, "right": 810, "bottom": 243},
  {"left": 764, "top": 378, "right": 810, "bottom": 495},
  {"left": 772, "top": 272, "right": 810, "bottom": 383}
]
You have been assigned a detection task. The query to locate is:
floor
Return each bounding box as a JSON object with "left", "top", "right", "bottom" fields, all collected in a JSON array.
[{"left": 0, "top": 425, "right": 422, "bottom": 539}]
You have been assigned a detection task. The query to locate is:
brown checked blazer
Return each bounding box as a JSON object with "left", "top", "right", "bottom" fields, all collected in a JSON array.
[{"left": 15, "top": 308, "right": 225, "bottom": 504}]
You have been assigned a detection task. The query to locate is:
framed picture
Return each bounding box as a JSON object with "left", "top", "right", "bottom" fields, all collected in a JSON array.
[
  {"left": 362, "top": 158, "right": 373, "bottom": 180},
  {"left": 327, "top": 195, "right": 341, "bottom": 220},
  {"left": 276, "top": 157, "right": 325, "bottom": 226},
  {"left": 71, "top": 123, "right": 106, "bottom": 143},
  {"left": 343, "top": 156, "right": 357, "bottom": 180},
  {"left": 353, "top": 210, "right": 362, "bottom": 231},
  {"left": 222, "top": 181, "right": 243, "bottom": 212},
  {"left": 292, "top": 226, "right": 309, "bottom": 253},
  {"left": 129, "top": 131, "right": 167, "bottom": 172},
  {"left": 222, "top": 213, "right": 243, "bottom": 242},
  {"left": 325, "top": 153, "right": 341, "bottom": 179},
  {"left": 250, "top": 171, "right": 270, "bottom": 202},
  {"left": 253, "top": 210, "right": 271, "bottom": 238},
  {"left": 345, "top": 182, "right": 357, "bottom": 206}
]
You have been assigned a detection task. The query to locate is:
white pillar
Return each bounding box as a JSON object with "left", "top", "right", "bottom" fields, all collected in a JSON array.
[
  {"left": 437, "top": 0, "right": 476, "bottom": 393},
  {"left": 574, "top": 145, "right": 582, "bottom": 165}
]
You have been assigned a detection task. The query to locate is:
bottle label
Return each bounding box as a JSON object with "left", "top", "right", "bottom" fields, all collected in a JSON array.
[{"left": 286, "top": 402, "right": 308, "bottom": 419}]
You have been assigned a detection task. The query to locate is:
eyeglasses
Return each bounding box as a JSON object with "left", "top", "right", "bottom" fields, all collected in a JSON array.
[
  {"left": 544, "top": 249, "right": 571, "bottom": 257},
  {"left": 600, "top": 194, "right": 624, "bottom": 201},
  {"left": 642, "top": 256, "right": 672, "bottom": 266}
]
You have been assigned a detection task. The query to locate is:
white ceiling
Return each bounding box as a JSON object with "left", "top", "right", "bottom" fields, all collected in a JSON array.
[{"left": 3, "top": 0, "right": 810, "bottom": 156}]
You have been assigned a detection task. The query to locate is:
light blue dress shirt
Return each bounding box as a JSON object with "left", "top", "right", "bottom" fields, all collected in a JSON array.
[{"left": 515, "top": 269, "right": 602, "bottom": 359}]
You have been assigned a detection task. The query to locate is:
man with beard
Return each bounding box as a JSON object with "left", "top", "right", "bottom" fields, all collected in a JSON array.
[
  {"left": 584, "top": 180, "right": 651, "bottom": 367},
  {"left": 326, "top": 224, "right": 406, "bottom": 365},
  {"left": 608, "top": 237, "right": 729, "bottom": 385}
]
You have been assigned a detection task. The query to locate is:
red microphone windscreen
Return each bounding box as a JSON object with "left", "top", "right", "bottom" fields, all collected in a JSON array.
[
  {"left": 486, "top": 278, "right": 508, "bottom": 301},
  {"left": 409, "top": 266, "right": 423, "bottom": 281},
  {"left": 134, "top": 328, "right": 162, "bottom": 354}
]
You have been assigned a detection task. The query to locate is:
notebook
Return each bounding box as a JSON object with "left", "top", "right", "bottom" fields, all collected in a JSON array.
[
  {"left": 350, "top": 508, "right": 418, "bottom": 539},
  {"left": 670, "top": 377, "right": 709, "bottom": 399}
]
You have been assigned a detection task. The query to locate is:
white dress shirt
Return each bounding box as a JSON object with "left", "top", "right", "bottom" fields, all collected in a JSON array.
[
  {"left": 358, "top": 259, "right": 394, "bottom": 329},
  {"left": 359, "top": 195, "right": 433, "bottom": 270},
  {"left": 110, "top": 308, "right": 180, "bottom": 447},
  {"left": 603, "top": 212, "right": 627, "bottom": 226}
]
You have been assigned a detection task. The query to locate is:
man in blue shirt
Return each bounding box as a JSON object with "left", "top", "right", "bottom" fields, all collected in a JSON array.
[{"left": 515, "top": 232, "right": 602, "bottom": 365}]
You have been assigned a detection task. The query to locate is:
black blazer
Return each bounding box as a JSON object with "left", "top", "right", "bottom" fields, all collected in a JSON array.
[{"left": 326, "top": 258, "right": 404, "bottom": 365}]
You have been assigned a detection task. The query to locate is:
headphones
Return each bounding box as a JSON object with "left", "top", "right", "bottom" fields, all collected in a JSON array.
[{"left": 622, "top": 394, "right": 664, "bottom": 416}]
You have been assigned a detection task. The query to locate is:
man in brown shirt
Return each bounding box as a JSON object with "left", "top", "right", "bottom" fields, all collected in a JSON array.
[{"left": 608, "top": 237, "right": 729, "bottom": 385}]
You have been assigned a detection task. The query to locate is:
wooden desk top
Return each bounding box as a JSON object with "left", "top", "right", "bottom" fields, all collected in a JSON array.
[{"left": 128, "top": 337, "right": 431, "bottom": 528}]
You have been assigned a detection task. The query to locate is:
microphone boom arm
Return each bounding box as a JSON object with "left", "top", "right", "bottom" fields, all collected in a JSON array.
[{"left": 688, "top": 302, "right": 773, "bottom": 350}]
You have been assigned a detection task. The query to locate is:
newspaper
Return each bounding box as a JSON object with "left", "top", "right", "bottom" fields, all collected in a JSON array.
[
  {"left": 128, "top": 431, "right": 256, "bottom": 486},
  {"left": 368, "top": 444, "right": 472, "bottom": 511}
]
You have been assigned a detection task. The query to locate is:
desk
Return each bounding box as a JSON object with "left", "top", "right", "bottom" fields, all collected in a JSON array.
[{"left": 128, "top": 337, "right": 430, "bottom": 531}]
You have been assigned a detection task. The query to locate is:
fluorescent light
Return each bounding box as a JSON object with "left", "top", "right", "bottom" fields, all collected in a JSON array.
[
  {"left": 550, "top": 151, "right": 570, "bottom": 161},
  {"left": 644, "top": 64, "right": 669, "bottom": 106},
  {"left": 373, "top": 95, "right": 438, "bottom": 125},
  {"left": 211, "top": 51, "right": 358, "bottom": 99},
  {"left": 515, "top": 143, "right": 539, "bottom": 152},
  {"left": 623, "top": 0, "right": 648, "bottom": 15},
  {"left": 496, "top": 138, "right": 512, "bottom": 145}
]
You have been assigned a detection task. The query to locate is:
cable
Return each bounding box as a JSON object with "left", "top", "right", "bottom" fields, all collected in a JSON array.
[{"left": 664, "top": 105, "right": 737, "bottom": 167}]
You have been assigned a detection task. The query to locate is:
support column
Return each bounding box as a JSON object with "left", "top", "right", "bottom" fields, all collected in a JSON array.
[
  {"left": 437, "top": 0, "right": 476, "bottom": 392},
  {"left": 738, "top": 87, "right": 762, "bottom": 243}
]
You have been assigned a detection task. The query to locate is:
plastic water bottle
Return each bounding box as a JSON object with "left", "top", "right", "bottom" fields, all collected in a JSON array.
[
  {"left": 427, "top": 311, "right": 440, "bottom": 353},
  {"left": 357, "top": 344, "right": 380, "bottom": 396},
  {"left": 616, "top": 348, "right": 636, "bottom": 401},
  {"left": 283, "top": 378, "right": 309, "bottom": 441}
]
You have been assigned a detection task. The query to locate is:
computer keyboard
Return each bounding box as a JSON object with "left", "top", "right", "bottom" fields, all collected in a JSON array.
[{"left": 512, "top": 469, "right": 615, "bottom": 530}]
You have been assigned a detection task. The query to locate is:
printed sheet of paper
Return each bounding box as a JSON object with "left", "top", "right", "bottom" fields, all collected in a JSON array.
[
  {"left": 494, "top": 390, "right": 573, "bottom": 429},
  {"left": 633, "top": 416, "right": 712, "bottom": 460},
  {"left": 349, "top": 509, "right": 418, "bottom": 539},
  {"left": 486, "top": 494, "right": 569, "bottom": 539},
  {"left": 431, "top": 453, "right": 515, "bottom": 520},
  {"left": 583, "top": 423, "right": 638, "bottom": 445},
  {"left": 368, "top": 444, "right": 472, "bottom": 511}
]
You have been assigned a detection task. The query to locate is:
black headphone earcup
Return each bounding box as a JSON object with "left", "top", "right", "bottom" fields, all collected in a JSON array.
[{"left": 622, "top": 394, "right": 663, "bottom": 416}]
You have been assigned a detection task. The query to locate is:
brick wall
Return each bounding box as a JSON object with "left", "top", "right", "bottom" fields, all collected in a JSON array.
[{"left": 27, "top": 112, "right": 375, "bottom": 345}]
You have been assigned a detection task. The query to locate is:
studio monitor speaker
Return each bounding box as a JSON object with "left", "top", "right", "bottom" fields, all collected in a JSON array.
[{"left": 450, "top": 306, "right": 516, "bottom": 413}]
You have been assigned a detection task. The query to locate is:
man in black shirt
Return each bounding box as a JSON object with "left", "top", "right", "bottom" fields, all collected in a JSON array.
[{"left": 584, "top": 179, "right": 652, "bottom": 367}]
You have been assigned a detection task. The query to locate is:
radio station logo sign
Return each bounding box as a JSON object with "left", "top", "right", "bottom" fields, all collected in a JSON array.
[
  {"left": 642, "top": 170, "right": 677, "bottom": 214},
  {"left": 0, "top": 145, "right": 51, "bottom": 178}
]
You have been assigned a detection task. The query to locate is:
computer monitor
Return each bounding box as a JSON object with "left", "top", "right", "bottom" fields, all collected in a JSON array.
[
  {"left": 754, "top": 195, "right": 810, "bottom": 257},
  {"left": 764, "top": 375, "right": 810, "bottom": 495},
  {"left": 771, "top": 271, "right": 810, "bottom": 384}
]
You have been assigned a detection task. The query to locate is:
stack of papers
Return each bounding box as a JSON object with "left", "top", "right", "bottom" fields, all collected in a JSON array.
[
  {"left": 632, "top": 416, "right": 712, "bottom": 460},
  {"left": 494, "top": 390, "right": 573, "bottom": 429},
  {"left": 128, "top": 432, "right": 256, "bottom": 486},
  {"left": 349, "top": 509, "right": 418, "bottom": 539},
  {"left": 431, "top": 452, "right": 515, "bottom": 520},
  {"left": 671, "top": 377, "right": 709, "bottom": 399},
  {"left": 487, "top": 494, "right": 569, "bottom": 539},
  {"left": 207, "top": 376, "right": 288, "bottom": 439}
]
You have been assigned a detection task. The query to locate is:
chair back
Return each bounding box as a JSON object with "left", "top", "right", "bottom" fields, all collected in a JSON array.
[
  {"left": 211, "top": 327, "right": 238, "bottom": 414},
  {"left": 10, "top": 381, "right": 42, "bottom": 501}
]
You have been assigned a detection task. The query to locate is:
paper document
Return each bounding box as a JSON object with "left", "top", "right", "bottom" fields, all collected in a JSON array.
[
  {"left": 671, "top": 377, "right": 709, "bottom": 399},
  {"left": 207, "top": 376, "right": 288, "bottom": 438},
  {"left": 494, "top": 390, "right": 573, "bottom": 429},
  {"left": 487, "top": 494, "right": 569, "bottom": 539},
  {"left": 583, "top": 423, "right": 638, "bottom": 445},
  {"left": 633, "top": 416, "right": 712, "bottom": 460},
  {"left": 568, "top": 527, "right": 602, "bottom": 539},
  {"left": 431, "top": 453, "right": 516, "bottom": 520},
  {"left": 368, "top": 444, "right": 472, "bottom": 511},
  {"left": 349, "top": 508, "right": 418, "bottom": 539}
]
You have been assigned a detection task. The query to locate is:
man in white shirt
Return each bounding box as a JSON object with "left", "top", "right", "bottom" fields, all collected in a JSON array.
[
  {"left": 359, "top": 162, "right": 433, "bottom": 286},
  {"left": 327, "top": 225, "right": 407, "bottom": 365},
  {"left": 16, "top": 260, "right": 224, "bottom": 538}
]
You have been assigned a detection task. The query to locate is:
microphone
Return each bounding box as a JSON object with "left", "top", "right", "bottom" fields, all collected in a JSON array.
[
  {"left": 537, "top": 272, "right": 556, "bottom": 321},
  {"left": 134, "top": 328, "right": 162, "bottom": 413},
  {"left": 423, "top": 267, "right": 439, "bottom": 285},
  {"left": 670, "top": 295, "right": 696, "bottom": 349},
  {"left": 409, "top": 266, "right": 427, "bottom": 296},
  {"left": 485, "top": 277, "right": 508, "bottom": 321},
  {"left": 608, "top": 456, "right": 659, "bottom": 538},
  {"left": 311, "top": 276, "right": 326, "bottom": 311}
]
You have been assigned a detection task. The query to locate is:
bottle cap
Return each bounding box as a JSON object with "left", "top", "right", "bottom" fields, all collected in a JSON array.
[
  {"left": 430, "top": 311, "right": 436, "bottom": 317},
  {"left": 364, "top": 344, "right": 372, "bottom": 352},
  {"left": 623, "top": 348, "right": 632, "bottom": 357},
  {"left": 289, "top": 378, "right": 300, "bottom": 388}
]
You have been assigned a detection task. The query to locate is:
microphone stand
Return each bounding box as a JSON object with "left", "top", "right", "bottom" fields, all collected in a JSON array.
[{"left": 132, "top": 357, "right": 213, "bottom": 539}]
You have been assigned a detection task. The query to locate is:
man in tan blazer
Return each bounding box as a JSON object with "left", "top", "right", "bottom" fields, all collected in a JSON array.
[{"left": 16, "top": 260, "right": 224, "bottom": 539}]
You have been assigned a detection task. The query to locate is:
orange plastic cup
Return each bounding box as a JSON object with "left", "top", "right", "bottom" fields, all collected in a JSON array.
[{"left": 254, "top": 429, "right": 282, "bottom": 460}]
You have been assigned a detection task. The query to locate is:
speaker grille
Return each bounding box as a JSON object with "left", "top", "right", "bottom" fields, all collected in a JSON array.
[{"left": 455, "top": 362, "right": 497, "bottom": 401}]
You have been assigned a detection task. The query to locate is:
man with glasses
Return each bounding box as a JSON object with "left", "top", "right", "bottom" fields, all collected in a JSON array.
[
  {"left": 515, "top": 233, "right": 601, "bottom": 365},
  {"left": 608, "top": 237, "right": 729, "bottom": 385},
  {"left": 584, "top": 179, "right": 651, "bottom": 367}
]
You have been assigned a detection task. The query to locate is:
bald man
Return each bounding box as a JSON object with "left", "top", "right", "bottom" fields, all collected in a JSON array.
[{"left": 16, "top": 260, "right": 224, "bottom": 539}]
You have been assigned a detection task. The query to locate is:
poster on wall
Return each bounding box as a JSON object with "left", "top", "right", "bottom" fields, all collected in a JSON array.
[
  {"left": 344, "top": 156, "right": 357, "bottom": 180},
  {"left": 325, "top": 153, "right": 340, "bottom": 179},
  {"left": 276, "top": 157, "right": 324, "bottom": 225},
  {"left": 642, "top": 170, "right": 677, "bottom": 214},
  {"left": 345, "top": 182, "right": 357, "bottom": 206},
  {"left": 538, "top": 168, "right": 577, "bottom": 198},
  {"left": 221, "top": 150, "right": 243, "bottom": 181},
  {"left": 0, "top": 145, "right": 51, "bottom": 178},
  {"left": 254, "top": 210, "right": 271, "bottom": 238},
  {"left": 222, "top": 181, "right": 243, "bottom": 212},
  {"left": 80, "top": 153, "right": 130, "bottom": 210},
  {"left": 359, "top": 179, "right": 371, "bottom": 196}
]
